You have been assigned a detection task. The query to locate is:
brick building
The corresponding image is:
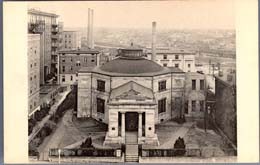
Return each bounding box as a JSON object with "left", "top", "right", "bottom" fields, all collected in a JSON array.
[
  {"left": 61, "top": 31, "right": 81, "bottom": 50},
  {"left": 28, "top": 34, "right": 41, "bottom": 117},
  {"left": 58, "top": 49, "right": 100, "bottom": 85}
]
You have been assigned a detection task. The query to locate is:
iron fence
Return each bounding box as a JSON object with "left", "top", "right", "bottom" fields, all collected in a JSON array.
[{"left": 49, "top": 148, "right": 120, "bottom": 157}]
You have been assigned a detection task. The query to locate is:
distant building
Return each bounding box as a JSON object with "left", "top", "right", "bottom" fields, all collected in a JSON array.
[
  {"left": 61, "top": 31, "right": 81, "bottom": 50},
  {"left": 146, "top": 48, "right": 196, "bottom": 72},
  {"left": 28, "top": 34, "right": 41, "bottom": 117},
  {"left": 214, "top": 72, "right": 236, "bottom": 146},
  {"left": 77, "top": 47, "right": 206, "bottom": 145},
  {"left": 28, "top": 9, "right": 61, "bottom": 84},
  {"left": 58, "top": 49, "right": 100, "bottom": 85}
]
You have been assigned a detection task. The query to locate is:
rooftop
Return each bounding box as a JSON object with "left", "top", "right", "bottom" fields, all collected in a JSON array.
[
  {"left": 146, "top": 48, "right": 195, "bottom": 54},
  {"left": 28, "top": 9, "right": 59, "bottom": 18},
  {"left": 58, "top": 49, "right": 100, "bottom": 54}
]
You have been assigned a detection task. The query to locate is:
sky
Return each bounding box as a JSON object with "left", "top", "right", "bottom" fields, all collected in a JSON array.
[{"left": 28, "top": 0, "right": 236, "bottom": 29}]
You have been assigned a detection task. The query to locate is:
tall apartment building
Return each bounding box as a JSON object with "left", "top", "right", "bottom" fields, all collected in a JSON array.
[
  {"left": 61, "top": 31, "right": 81, "bottom": 50},
  {"left": 28, "top": 9, "right": 61, "bottom": 84},
  {"left": 146, "top": 48, "right": 196, "bottom": 72},
  {"left": 58, "top": 49, "right": 100, "bottom": 85},
  {"left": 28, "top": 34, "right": 41, "bottom": 117}
]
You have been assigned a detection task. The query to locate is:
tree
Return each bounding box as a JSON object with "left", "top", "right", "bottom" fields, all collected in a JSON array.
[{"left": 80, "top": 136, "right": 93, "bottom": 148}]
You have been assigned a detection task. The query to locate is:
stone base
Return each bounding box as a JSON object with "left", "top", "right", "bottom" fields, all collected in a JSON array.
[
  {"left": 103, "top": 133, "right": 123, "bottom": 145},
  {"left": 138, "top": 134, "right": 159, "bottom": 146}
]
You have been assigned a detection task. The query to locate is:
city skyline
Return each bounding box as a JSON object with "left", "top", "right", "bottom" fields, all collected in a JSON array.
[{"left": 28, "top": 0, "right": 235, "bottom": 30}]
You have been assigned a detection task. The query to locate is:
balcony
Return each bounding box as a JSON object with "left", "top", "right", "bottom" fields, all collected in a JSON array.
[
  {"left": 51, "top": 28, "right": 58, "bottom": 34},
  {"left": 51, "top": 43, "right": 58, "bottom": 48},
  {"left": 52, "top": 23, "right": 58, "bottom": 27},
  {"left": 51, "top": 34, "right": 59, "bottom": 40},
  {"left": 28, "top": 21, "right": 45, "bottom": 33}
]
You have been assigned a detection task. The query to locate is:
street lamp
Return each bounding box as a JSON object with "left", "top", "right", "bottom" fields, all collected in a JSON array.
[{"left": 58, "top": 149, "right": 61, "bottom": 164}]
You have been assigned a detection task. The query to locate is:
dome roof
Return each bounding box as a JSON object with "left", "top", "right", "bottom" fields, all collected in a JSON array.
[{"left": 100, "top": 56, "right": 164, "bottom": 74}]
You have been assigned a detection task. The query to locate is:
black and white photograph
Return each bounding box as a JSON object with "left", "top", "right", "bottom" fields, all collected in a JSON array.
[{"left": 3, "top": 0, "right": 259, "bottom": 164}]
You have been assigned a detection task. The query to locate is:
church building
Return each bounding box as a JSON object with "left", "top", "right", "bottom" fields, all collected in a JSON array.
[{"left": 77, "top": 47, "right": 206, "bottom": 145}]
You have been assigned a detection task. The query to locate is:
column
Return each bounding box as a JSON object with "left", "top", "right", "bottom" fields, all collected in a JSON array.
[
  {"left": 121, "top": 112, "right": 125, "bottom": 139},
  {"left": 138, "top": 112, "right": 142, "bottom": 138}
]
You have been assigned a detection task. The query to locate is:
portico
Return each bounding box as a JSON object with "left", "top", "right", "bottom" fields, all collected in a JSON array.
[{"left": 103, "top": 81, "right": 159, "bottom": 145}]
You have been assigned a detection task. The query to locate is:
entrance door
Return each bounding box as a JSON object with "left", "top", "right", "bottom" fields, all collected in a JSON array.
[{"left": 125, "top": 112, "right": 138, "bottom": 131}]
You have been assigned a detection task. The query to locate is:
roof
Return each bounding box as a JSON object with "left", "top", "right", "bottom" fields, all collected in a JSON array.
[
  {"left": 58, "top": 49, "right": 100, "bottom": 54},
  {"left": 146, "top": 48, "right": 195, "bottom": 54},
  {"left": 28, "top": 9, "right": 59, "bottom": 18}
]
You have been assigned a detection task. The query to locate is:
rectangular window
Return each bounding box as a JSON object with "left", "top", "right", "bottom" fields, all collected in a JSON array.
[
  {"left": 192, "top": 100, "right": 196, "bottom": 112},
  {"left": 163, "top": 63, "right": 167, "bottom": 67},
  {"left": 97, "top": 80, "right": 105, "bottom": 92},
  {"left": 71, "top": 57, "right": 73, "bottom": 62},
  {"left": 188, "top": 64, "right": 191, "bottom": 68},
  {"left": 62, "top": 75, "right": 65, "bottom": 82},
  {"left": 62, "top": 58, "right": 65, "bottom": 62},
  {"left": 70, "top": 66, "right": 73, "bottom": 71},
  {"left": 192, "top": 79, "right": 196, "bottom": 90},
  {"left": 200, "top": 80, "right": 205, "bottom": 90},
  {"left": 84, "top": 57, "right": 87, "bottom": 62},
  {"left": 175, "top": 55, "right": 179, "bottom": 60},
  {"left": 175, "top": 63, "right": 179, "bottom": 68},
  {"left": 71, "top": 75, "right": 73, "bottom": 81},
  {"left": 158, "top": 98, "right": 166, "bottom": 114},
  {"left": 158, "top": 80, "right": 166, "bottom": 92},
  {"left": 185, "top": 100, "right": 188, "bottom": 114},
  {"left": 91, "top": 59, "right": 95, "bottom": 62},
  {"left": 163, "top": 54, "right": 167, "bottom": 59},
  {"left": 200, "top": 101, "right": 204, "bottom": 112},
  {"left": 62, "top": 66, "right": 65, "bottom": 72},
  {"left": 97, "top": 98, "right": 105, "bottom": 113}
]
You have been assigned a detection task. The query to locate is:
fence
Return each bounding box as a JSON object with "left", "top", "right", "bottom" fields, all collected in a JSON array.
[
  {"left": 141, "top": 148, "right": 237, "bottom": 158},
  {"left": 49, "top": 148, "right": 121, "bottom": 157}
]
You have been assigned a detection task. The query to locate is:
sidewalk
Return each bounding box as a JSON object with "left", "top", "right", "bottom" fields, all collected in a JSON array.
[{"left": 29, "top": 89, "right": 71, "bottom": 142}]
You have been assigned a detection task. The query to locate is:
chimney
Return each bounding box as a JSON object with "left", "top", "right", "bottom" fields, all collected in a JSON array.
[
  {"left": 87, "top": 8, "right": 94, "bottom": 49},
  {"left": 151, "top": 21, "right": 156, "bottom": 61}
]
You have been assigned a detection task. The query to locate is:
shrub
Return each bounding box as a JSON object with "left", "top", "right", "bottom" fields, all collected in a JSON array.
[{"left": 173, "top": 137, "right": 186, "bottom": 156}]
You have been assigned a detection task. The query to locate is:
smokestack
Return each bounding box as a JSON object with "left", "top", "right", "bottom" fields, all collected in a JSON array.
[
  {"left": 87, "top": 8, "right": 94, "bottom": 49},
  {"left": 152, "top": 21, "right": 156, "bottom": 62}
]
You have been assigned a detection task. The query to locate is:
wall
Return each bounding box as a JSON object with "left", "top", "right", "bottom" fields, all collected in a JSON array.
[{"left": 215, "top": 78, "right": 236, "bottom": 146}]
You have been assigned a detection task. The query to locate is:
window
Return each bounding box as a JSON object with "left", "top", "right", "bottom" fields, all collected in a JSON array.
[
  {"left": 70, "top": 66, "right": 73, "bottom": 71},
  {"left": 97, "top": 80, "right": 105, "bottom": 92},
  {"left": 62, "top": 75, "right": 65, "bottom": 82},
  {"left": 62, "top": 58, "right": 65, "bottom": 62},
  {"left": 175, "top": 63, "right": 179, "bottom": 68},
  {"left": 200, "top": 80, "right": 205, "bottom": 90},
  {"left": 200, "top": 101, "right": 204, "bottom": 112},
  {"left": 76, "top": 61, "right": 81, "bottom": 66},
  {"left": 30, "top": 77, "right": 32, "bottom": 81},
  {"left": 34, "top": 63, "right": 36, "bottom": 66},
  {"left": 62, "top": 66, "right": 65, "bottom": 72},
  {"left": 71, "top": 75, "right": 73, "bottom": 81},
  {"left": 91, "top": 59, "right": 95, "bottom": 62},
  {"left": 97, "top": 98, "right": 105, "bottom": 113},
  {"left": 84, "top": 57, "right": 87, "bottom": 62},
  {"left": 163, "top": 63, "right": 167, "bottom": 67},
  {"left": 30, "top": 64, "right": 33, "bottom": 68},
  {"left": 34, "top": 102, "right": 36, "bottom": 106},
  {"left": 192, "top": 101, "right": 196, "bottom": 112},
  {"left": 71, "top": 57, "right": 73, "bottom": 62},
  {"left": 175, "top": 55, "right": 179, "bottom": 60},
  {"left": 30, "top": 104, "right": 32, "bottom": 110},
  {"left": 192, "top": 79, "right": 196, "bottom": 90},
  {"left": 34, "top": 75, "right": 36, "bottom": 79},
  {"left": 158, "top": 80, "right": 166, "bottom": 92},
  {"left": 163, "top": 54, "right": 167, "bottom": 59},
  {"left": 158, "top": 98, "right": 166, "bottom": 113},
  {"left": 188, "top": 64, "right": 191, "bottom": 68},
  {"left": 184, "top": 100, "right": 188, "bottom": 114}
]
